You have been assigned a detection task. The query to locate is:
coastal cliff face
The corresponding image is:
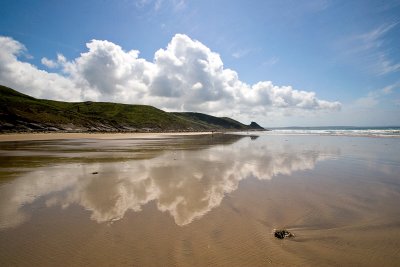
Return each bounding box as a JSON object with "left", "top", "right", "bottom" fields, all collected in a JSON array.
[{"left": 0, "top": 85, "right": 265, "bottom": 133}]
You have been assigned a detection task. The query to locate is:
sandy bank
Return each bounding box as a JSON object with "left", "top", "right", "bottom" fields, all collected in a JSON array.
[{"left": 0, "top": 131, "right": 217, "bottom": 142}]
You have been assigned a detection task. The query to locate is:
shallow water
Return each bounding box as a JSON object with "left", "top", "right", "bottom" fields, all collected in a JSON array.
[{"left": 0, "top": 133, "right": 399, "bottom": 266}]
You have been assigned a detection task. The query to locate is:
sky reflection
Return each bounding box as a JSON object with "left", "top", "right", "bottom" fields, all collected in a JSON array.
[{"left": 0, "top": 134, "right": 340, "bottom": 228}]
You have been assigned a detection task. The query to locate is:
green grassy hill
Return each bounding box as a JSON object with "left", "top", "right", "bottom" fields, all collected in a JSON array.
[
  {"left": 0, "top": 85, "right": 264, "bottom": 132},
  {"left": 172, "top": 112, "right": 250, "bottom": 130}
]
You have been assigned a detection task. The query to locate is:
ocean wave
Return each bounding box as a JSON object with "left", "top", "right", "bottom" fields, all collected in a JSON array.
[{"left": 269, "top": 128, "right": 400, "bottom": 137}]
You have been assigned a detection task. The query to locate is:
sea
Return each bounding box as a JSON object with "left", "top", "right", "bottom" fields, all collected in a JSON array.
[{"left": 268, "top": 126, "right": 400, "bottom": 137}]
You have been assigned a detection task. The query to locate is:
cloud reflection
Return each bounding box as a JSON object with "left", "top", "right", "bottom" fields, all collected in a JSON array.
[{"left": 0, "top": 136, "right": 339, "bottom": 229}]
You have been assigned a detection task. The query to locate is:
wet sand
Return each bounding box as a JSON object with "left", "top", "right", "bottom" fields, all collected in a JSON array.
[{"left": 0, "top": 133, "right": 399, "bottom": 266}]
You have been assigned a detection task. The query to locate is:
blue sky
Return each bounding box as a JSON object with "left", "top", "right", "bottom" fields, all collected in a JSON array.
[{"left": 0, "top": 0, "right": 399, "bottom": 126}]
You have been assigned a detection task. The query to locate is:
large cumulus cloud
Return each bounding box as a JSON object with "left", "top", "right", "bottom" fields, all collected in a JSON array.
[
  {"left": 0, "top": 34, "right": 341, "bottom": 119},
  {"left": 0, "top": 36, "right": 81, "bottom": 101}
]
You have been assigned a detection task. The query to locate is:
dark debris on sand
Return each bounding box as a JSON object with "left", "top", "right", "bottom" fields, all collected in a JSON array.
[{"left": 274, "top": 229, "right": 294, "bottom": 239}]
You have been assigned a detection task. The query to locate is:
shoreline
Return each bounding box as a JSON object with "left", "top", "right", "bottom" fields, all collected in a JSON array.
[
  {"left": 1, "top": 129, "right": 399, "bottom": 142},
  {"left": 0, "top": 131, "right": 222, "bottom": 142}
]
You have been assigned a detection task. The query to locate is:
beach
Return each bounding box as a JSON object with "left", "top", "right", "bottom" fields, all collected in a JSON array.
[
  {"left": 2, "top": 0, "right": 399, "bottom": 265},
  {"left": 0, "top": 132, "right": 399, "bottom": 266},
  {"left": 0, "top": 132, "right": 217, "bottom": 142}
]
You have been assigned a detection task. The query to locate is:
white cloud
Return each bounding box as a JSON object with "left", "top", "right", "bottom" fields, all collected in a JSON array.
[
  {"left": 305, "top": 0, "right": 330, "bottom": 12},
  {"left": 354, "top": 92, "right": 380, "bottom": 108},
  {"left": 135, "top": 0, "right": 151, "bottom": 8},
  {"left": 243, "top": 81, "right": 341, "bottom": 110},
  {"left": 0, "top": 36, "right": 81, "bottom": 101},
  {"left": 381, "top": 81, "right": 400, "bottom": 94},
  {"left": 354, "top": 81, "right": 400, "bottom": 108},
  {"left": 41, "top": 57, "right": 58, "bottom": 68},
  {"left": 376, "top": 54, "right": 400, "bottom": 75},
  {"left": 357, "top": 23, "right": 397, "bottom": 45},
  {"left": 172, "top": 0, "right": 186, "bottom": 11},
  {"left": 57, "top": 53, "right": 66, "bottom": 64},
  {"left": 64, "top": 39, "right": 154, "bottom": 102},
  {"left": 232, "top": 49, "right": 250, "bottom": 59},
  {"left": 192, "top": 82, "right": 203, "bottom": 90},
  {"left": 135, "top": 0, "right": 185, "bottom": 11},
  {"left": 341, "top": 22, "right": 400, "bottom": 76},
  {"left": 263, "top": 56, "right": 279, "bottom": 66},
  {"left": 0, "top": 34, "right": 341, "bottom": 121},
  {"left": 154, "top": 0, "right": 163, "bottom": 10}
]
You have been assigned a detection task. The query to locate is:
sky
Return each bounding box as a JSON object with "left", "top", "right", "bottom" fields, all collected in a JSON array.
[{"left": 0, "top": 0, "right": 399, "bottom": 127}]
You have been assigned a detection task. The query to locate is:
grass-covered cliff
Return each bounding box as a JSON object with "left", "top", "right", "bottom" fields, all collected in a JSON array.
[{"left": 0, "top": 85, "right": 264, "bottom": 132}]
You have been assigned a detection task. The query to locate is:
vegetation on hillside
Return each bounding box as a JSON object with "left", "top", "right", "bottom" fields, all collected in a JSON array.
[{"left": 0, "top": 85, "right": 264, "bottom": 132}]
